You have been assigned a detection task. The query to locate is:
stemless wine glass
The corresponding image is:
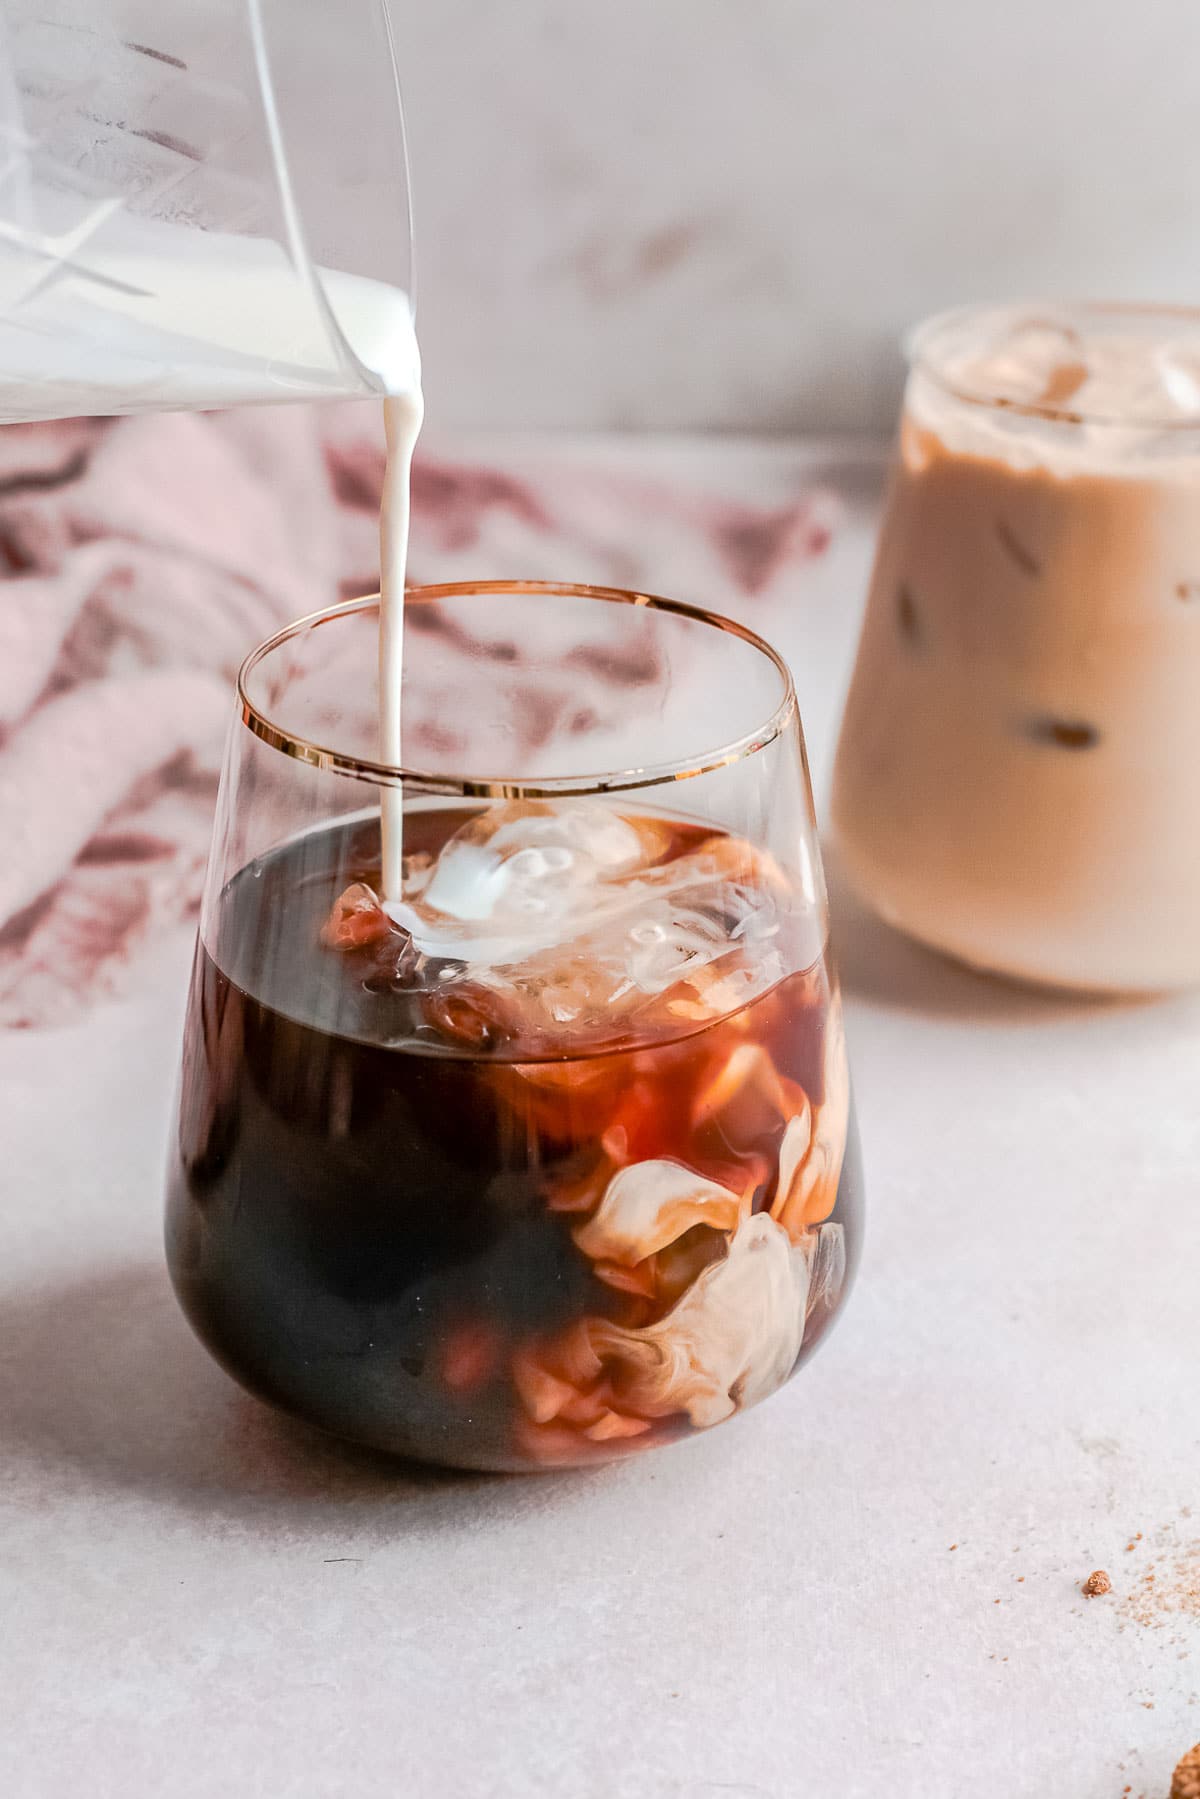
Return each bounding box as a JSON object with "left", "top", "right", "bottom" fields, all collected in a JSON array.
[{"left": 165, "top": 583, "right": 863, "bottom": 1472}]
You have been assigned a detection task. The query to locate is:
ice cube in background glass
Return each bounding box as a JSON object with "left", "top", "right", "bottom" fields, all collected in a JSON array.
[
  {"left": 958, "top": 314, "right": 1087, "bottom": 409},
  {"left": 1154, "top": 344, "right": 1200, "bottom": 418},
  {"left": 952, "top": 311, "right": 1200, "bottom": 426}
]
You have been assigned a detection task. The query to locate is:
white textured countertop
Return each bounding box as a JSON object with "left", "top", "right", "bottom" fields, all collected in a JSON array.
[{"left": 2, "top": 437, "right": 1198, "bottom": 1799}]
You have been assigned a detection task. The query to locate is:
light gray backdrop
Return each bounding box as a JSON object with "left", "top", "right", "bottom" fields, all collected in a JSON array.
[{"left": 376, "top": 1, "right": 1199, "bottom": 432}]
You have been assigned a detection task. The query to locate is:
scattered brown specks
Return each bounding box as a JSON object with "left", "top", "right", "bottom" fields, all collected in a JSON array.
[{"left": 1118, "top": 1521, "right": 1200, "bottom": 1646}]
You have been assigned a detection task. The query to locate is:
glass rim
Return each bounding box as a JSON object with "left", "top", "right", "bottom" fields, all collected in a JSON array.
[
  {"left": 236, "top": 582, "right": 799, "bottom": 800},
  {"left": 907, "top": 300, "right": 1200, "bottom": 429}
]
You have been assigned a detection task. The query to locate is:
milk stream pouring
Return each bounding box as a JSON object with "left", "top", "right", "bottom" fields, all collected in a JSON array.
[{"left": 0, "top": 0, "right": 424, "bottom": 891}]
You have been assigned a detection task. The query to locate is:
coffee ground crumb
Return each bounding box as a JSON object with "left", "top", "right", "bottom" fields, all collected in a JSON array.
[
  {"left": 1171, "top": 1742, "right": 1200, "bottom": 1799},
  {"left": 1083, "top": 1569, "right": 1112, "bottom": 1597}
]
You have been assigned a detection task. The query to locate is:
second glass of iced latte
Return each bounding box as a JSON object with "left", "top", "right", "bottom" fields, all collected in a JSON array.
[{"left": 834, "top": 302, "right": 1200, "bottom": 992}]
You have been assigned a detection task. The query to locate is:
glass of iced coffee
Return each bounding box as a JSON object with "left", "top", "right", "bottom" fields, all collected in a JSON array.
[
  {"left": 165, "top": 584, "right": 862, "bottom": 1471},
  {"left": 833, "top": 302, "right": 1200, "bottom": 992}
]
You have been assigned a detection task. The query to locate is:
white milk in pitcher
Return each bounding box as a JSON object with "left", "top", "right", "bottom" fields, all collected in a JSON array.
[{"left": 0, "top": 211, "right": 425, "bottom": 898}]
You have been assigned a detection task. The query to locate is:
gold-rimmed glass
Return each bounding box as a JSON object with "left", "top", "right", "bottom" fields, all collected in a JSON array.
[{"left": 166, "top": 582, "right": 863, "bottom": 1471}]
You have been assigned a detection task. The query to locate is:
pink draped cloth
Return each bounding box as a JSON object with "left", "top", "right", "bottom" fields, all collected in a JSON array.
[{"left": 0, "top": 406, "right": 839, "bottom": 1027}]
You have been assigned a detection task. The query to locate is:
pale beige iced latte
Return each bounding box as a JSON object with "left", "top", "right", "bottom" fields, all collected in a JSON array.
[{"left": 832, "top": 303, "right": 1200, "bottom": 991}]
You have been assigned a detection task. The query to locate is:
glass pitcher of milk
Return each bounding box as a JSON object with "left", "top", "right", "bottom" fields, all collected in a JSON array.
[{"left": 0, "top": 0, "right": 417, "bottom": 421}]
